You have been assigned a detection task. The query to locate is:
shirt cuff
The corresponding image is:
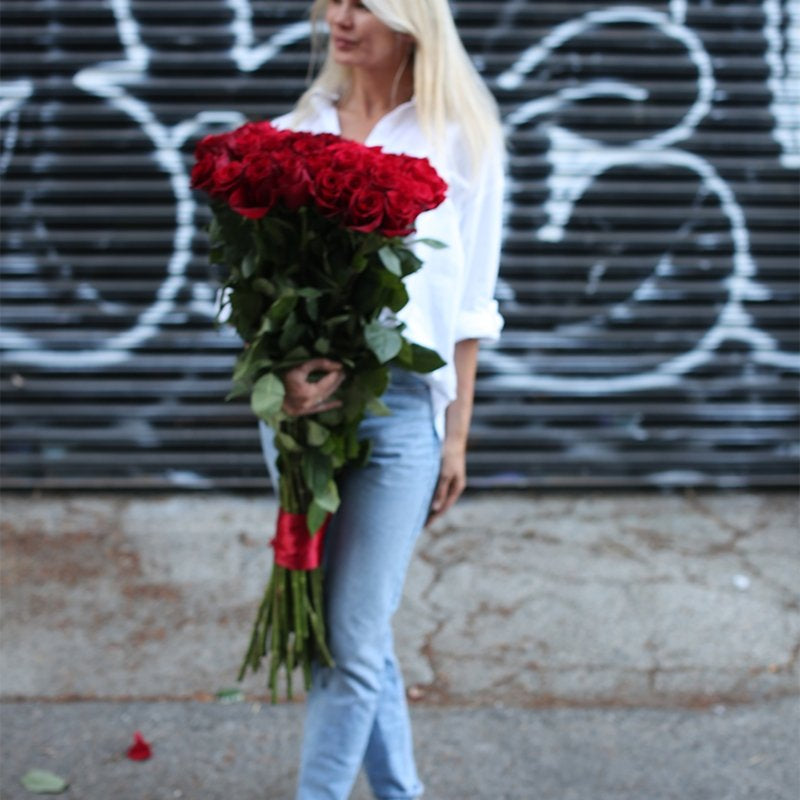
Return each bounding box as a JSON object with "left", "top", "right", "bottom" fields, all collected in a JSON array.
[{"left": 454, "top": 302, "right": 504, "bottom": 342}]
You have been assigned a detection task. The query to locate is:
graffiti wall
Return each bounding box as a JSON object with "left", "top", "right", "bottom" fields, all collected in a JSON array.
[{"left": 1, "top": 0, "right": 798, "bottom": 488}]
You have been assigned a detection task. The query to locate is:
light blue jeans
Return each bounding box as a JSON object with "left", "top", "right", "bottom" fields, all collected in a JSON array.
[{"left": 259, "top": 366, "right": 442, "bottom": 800}]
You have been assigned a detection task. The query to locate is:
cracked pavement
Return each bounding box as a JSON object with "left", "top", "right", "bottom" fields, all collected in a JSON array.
[
  {"left": 1, "top": 490, "right": 798, "bottom": 799},
  {"left": 1, "top": 490, "right": 797, "bottom": 707}
]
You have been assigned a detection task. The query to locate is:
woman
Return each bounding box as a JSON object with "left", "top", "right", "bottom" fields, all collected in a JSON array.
[{"left": 259, "top": 1, "right": 505, "bottom": 797}]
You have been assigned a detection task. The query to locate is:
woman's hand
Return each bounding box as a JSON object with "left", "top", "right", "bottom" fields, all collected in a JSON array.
[
  {"left": 426, "top": 438, "right": 467, "bottom": 526},
  {"left": 281, "top": 358, "right": 346, "bottom": 416},
  {"left": 425, "top": 338, "right": 479, "bottom": 526}
]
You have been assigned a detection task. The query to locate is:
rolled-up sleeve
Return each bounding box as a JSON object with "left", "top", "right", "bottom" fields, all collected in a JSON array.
[{"left": 453, "top": 139, "right": 505, "bottom": 342}]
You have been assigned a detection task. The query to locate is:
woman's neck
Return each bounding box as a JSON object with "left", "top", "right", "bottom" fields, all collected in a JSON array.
[{"left": 339, "top": 60, "right": 414, "bottom": 119}]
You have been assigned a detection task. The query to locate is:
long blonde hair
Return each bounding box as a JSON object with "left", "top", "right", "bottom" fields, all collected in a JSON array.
[{"left": 292, "top": 0, "right": 503, "bottom": 173}]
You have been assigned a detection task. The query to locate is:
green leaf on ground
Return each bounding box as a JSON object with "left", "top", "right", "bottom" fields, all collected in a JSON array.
[
  {"left": 20, "top": 769, "right": 69, "bottom": 794},
  {"left": 215, "top": 687, "right": 245, "bottom": 703}
]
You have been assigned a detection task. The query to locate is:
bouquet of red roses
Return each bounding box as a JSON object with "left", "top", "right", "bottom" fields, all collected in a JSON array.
[{"left": 191, "top": 121, "right": 448, "bottom": 701}]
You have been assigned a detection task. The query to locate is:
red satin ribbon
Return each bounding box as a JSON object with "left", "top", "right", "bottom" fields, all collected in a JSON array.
[{"left": 271, "top": 509, "right": 331, "bottom": 570}]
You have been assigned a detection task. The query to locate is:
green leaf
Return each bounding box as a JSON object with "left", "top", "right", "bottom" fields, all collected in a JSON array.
[
  {"left": 412, "top": 237, "right": 447, "bottom": 249},
  {"left": 314, "top": 479, "right": 340, "bottom": 513},
  {"left": 276, "top": 431, "right": 302, "bottom": 453},
  {"left": 229, "top": 291, "right": 264, "bottom": 337},
  {"left": 359, "top": 366, "right": 390, "bottom": 397},
  {"left": 20, "top": 769, "right": 69, "bottom": 794},
  {"left": 225, "top": 380, "right": 250, "bottom": 401},
  {"left": 301, "top": 450, "right": 333, "bottom": 496},
  {"left": 208, "top": 215, "right": 223, "bottom": 244},
  {"left": 278, "top": 312, "right": 305, "bottom": 351},
  {"left": 251, "top": 373, "right": 285, "bottom": 420},
  {"left": 378, "top": 246, "right": 402, "bottom": 275},
  {"left": 397, "top": 247, "right": 423, "bottom": 277},
  {"left": 267, "top": 294, "right": 296, "bottom": 323},
  {"left": 365, "top": 397, "right": 392, "bottom": 416},
  {"left": 255, "top": 316, "right": 274, "bottom": 336},
  {"left": 252, "top": 277, "right": 276, "bottom": 296},
  {"left": 242, "top": 250, "right": 259, "bottom": 278},
  {"left": 306, "top": 420, "right": 330, "bottom": 447},
  {"left": 306, "top": 501, "right": 328, "bottom": 536},
  {"left": 364, "top": 321, "right": 403, "bottom": 364},
  {"left": 215, "top": 687, "right": 244, "bottom": 703},
  {"left": 354, "top": 438, "right": 373, "bottom": 468},
  {"left": 405, "top": 343, "right": 446, "bottom": 373},
  {"left": 313, "top": 336, "right": 330, "bottom": 355}
]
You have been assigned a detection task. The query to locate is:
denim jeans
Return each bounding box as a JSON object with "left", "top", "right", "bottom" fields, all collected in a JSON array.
[{"left": 259, "top": 366, "right": 442, "bottom": 800}]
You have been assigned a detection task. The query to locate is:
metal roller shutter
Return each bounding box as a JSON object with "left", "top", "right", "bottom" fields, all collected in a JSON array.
[{"left": 1, "top": 1, "right": 798, "bottom": 488}]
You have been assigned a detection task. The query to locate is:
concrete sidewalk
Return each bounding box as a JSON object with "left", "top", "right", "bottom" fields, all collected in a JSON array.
[
  {"left": 1, "top": 490, "right": 797, "bottom": 706},
  {"left": 1, "top": 698, "right": 797, "bottom": 800},
  {"left": 1, "top": 489, "right": 798, "bottom": 798}
]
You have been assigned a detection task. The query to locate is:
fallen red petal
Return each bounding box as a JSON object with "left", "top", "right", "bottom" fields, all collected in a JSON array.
[{"left": 126, "top": 730, "right": 152, "bottom": 761}]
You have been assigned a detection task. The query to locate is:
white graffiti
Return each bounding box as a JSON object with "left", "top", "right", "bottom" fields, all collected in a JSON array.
[
  {"left": 764, "top": 0, "right": 800, "bottom": 168},
  {"left": 228, "top": 0, "right": 312, "bottom": 72},
  {"left": 0, "top": 80, "right": 32, "bottom": 174},
  {"left": 492, "top": 4, "right": 799, "bottom": 392},
  {"left": 0, "top": 0, "right": 310, "bottom": 368},
  {"left": 0, "top": 0, "right": 798, "bottom": 385}
]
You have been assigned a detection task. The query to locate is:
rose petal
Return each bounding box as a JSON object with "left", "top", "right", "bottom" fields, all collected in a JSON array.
[{"left": 126, "top": 730, "right": 152, "bottom": 761}]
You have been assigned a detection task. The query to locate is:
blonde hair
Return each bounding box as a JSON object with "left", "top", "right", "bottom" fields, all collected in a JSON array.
[{"left": 292, "top": 0, "right": 503, "bottom": 173}]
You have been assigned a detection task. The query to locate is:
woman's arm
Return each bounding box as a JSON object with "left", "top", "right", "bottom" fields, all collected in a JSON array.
[{"left": 426, "top": 337, "right": 480, "bottom": 526}]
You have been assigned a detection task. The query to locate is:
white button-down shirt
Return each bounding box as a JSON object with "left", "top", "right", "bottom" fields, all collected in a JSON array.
[{"left": 274, "top": 90, "right": 505, "bottom": 441}]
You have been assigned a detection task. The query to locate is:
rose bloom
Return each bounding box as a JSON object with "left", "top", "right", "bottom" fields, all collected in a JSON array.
[
  {"left": 191, "top": 133, "right": 232, "bottom": 193},
  {"left": 272, "top": 149, "right": 312, "bottom": 211},
  {"left": 228, "top": 154, "right": 281, "bottom": 218},
  {"left": 346, "top": 187, "right": 386, "bottom": 233},
  {"left": 287, "top": 131, "right": 339, "bottom": 157},
  {"left": 213, "top": 161, "right": 245, "bottom": 196},
  {"left": 382, "top": 190, "right": 420, "bottom": 237},
  {"left": 227, "top": 121, "right": 283, "bottom": 158},
  {"left": 312, "top": 166, "right": 348, "bottom": 217}
]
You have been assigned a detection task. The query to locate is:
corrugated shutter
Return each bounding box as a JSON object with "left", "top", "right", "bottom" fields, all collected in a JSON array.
[{"left": 1, "top": 0, "right": 798, "bottom": 489}]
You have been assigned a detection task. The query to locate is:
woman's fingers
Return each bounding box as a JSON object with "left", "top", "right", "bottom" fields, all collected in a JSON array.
[
  {"left": 281, "top": 358, "right": 346, "bottom": 416},
  {"left": 426, "top": 474, "right": 461, "bottom": 526},
  {"left": 299, "top": 357, "right": 344, "bottom": 377}
]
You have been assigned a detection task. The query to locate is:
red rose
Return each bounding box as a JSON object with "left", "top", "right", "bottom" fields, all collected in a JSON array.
[
  {"left": 191, "top": 133, "right": 232, "bottom": 193},
  {"left": 192, "top": 122, "right": 448, "bottom": 230},
  {"left": 381, "top": 189, "right": 421, "bottom": 237},
  {"left": 328, "top": 143, "right": 366, "bottom": 172},
  {"left": 407, "top": 158, "right": 447, "bottom": 207},
  {"left": 191, "top": 152, "right": 220, "bottom": 193},
  {"left": 229, "top": 154, "right": 281, "bottom": 219},
  {"left": 228, "top": 121, "right": 283, "bottom": 158},
  {"left": 287, "top": 131, "right": 338, "bottom": 157},
  {"left": 272, "top": 149, "right": 312, "bottom": 211},
  {"left": 213, "top": 161, "right": 244, "bottom": 196},
  {"left": 311, "top": 167, "right": 347, "bottom": 217},
  {"left": 346, "top": 187, "right": 386, "bottom": 233}
]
